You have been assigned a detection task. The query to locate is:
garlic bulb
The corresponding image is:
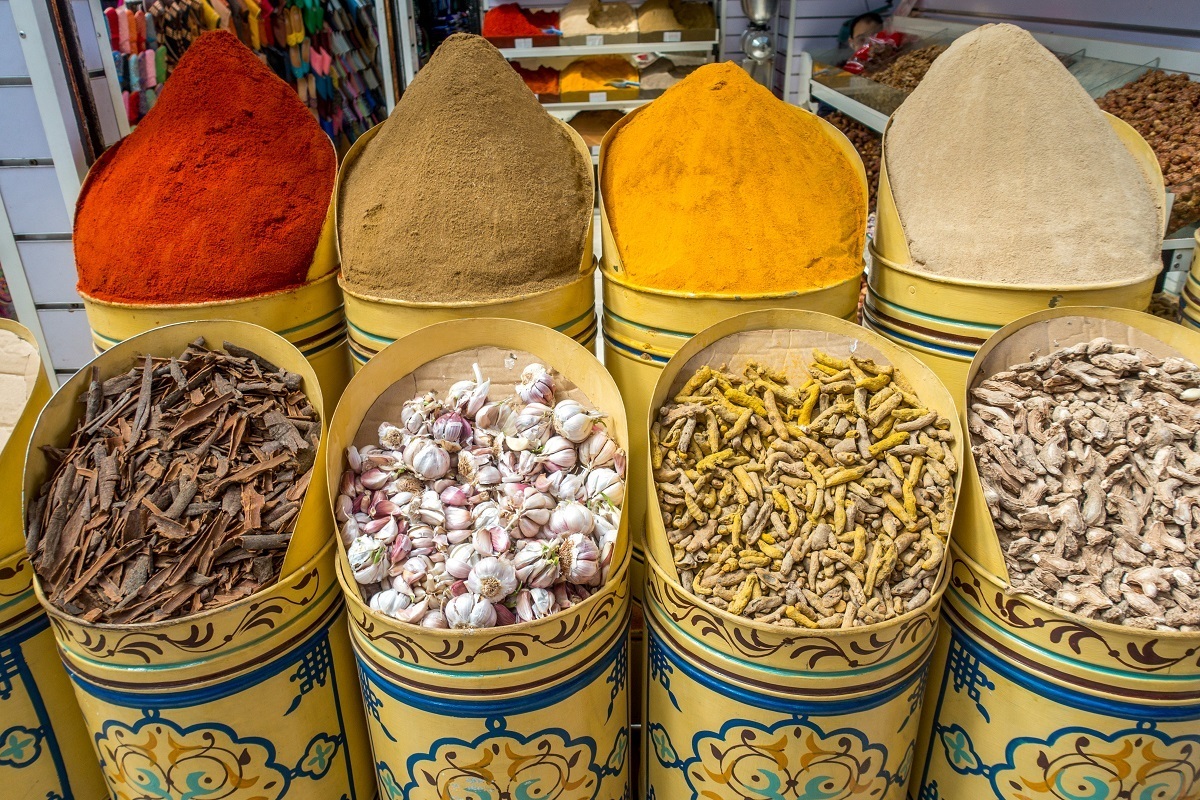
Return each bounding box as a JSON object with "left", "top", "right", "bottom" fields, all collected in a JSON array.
[
  {"left": 444, "top": 593, "right": 497, "bottom": 629},
  {"left": 404, "top": 439, "right": 451, "bottom": 481},
  {"left": 513, "top": 541, "right": 560, "bottom": 589},
  {"left": 515, "top": 587, "right": 558, "bottom": 622},
  {"left": 432, "top": 412, "right": 472, "bottom": 446},
  {"left": 515, "top": 403, "right": 554, "bottom": 445},
  {"left": 516, "top": 363, "right": 555, "bottom": 406},
  {"left": 586, "top": 468, "right": 625, "bottom": 506},
  {"left": 578, "top": 430, "right": 618, "bottom": 469},
  {"left": 467, "top": 557, "right": 518, "bottom": 603},
  {"left": 370, "top": 589, "right": 412, "bottom": 618},
  {"left": 557, "top": 534, "right": 600, "bottom": 584},
  {"left": 540, "top": 436, "right": 577, "bottom": 472},
  {"left": 348, "top": 536, "right": 388, "bottom": 584},
  {"left": 549, "top": 502, "right": 595, "bottom": 537},
  {"left": 552, "top": 400, "right": 598, "bottom": 443}
]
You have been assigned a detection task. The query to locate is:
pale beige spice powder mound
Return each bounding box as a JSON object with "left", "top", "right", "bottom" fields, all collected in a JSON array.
[
  {"left": 0, "top": 329, "right": 38, "bottom": 453},
  {"left": 886, "top": 24, "right": 1162, "bottom": 286}
]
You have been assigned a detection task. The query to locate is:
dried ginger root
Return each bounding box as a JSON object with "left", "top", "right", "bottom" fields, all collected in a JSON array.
[
  {"left": 971, "top": 337, "right": 1200, "bottom": 632},
  {"left": 653, "top": 352, "right": 957, "bottom": 628}
]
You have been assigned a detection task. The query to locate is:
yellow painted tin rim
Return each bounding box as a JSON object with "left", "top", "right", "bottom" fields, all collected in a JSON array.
[
  {"left": 868, "top": 242, "right": 1159, "bottom": 294},
  {"left": 950, "top": 543, "right": 1200, "bottom": 644},
  {"left": 338, "top": 263, "right": 597, "bottom": 309},
  {"left": 600, "top": 262, "right": 862, "bottom": 302},
  {"left": 645, "top": 548, "right": 948, "bottom": 639},
  {"left": 78, "top": 269, "right": 342, "bottom": 310}
]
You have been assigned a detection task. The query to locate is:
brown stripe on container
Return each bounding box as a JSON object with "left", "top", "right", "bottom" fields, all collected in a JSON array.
[
  {"left": 942, "top": 600, "right": 1200, "bottom": 704},
  {"left": 863, "top": 298, "right": 989, "bottom": 348}
]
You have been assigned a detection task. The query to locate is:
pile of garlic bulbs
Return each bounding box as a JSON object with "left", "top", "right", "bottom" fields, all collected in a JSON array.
[{"left": 338, "top": 363, "right": 625, "bottom": 630}]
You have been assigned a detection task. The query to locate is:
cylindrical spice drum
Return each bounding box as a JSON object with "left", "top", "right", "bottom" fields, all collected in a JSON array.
[
  {"left": 24, "top": 321, "right": 374, "bottom": 800},
  {"left": 325, "top": 319, "right": 631, "bottom": 799},
  {"left": 642, "top": 310, "right": 965, "bottom": 800},
  {"left": 0, "top": 322, "right": 105, "bottom": 799},
  {"left": 598, "top": 107, "right": 867, "bottom": 604},
  {"left": 335, "top": 122, "right": 598, "bottom": 369},
  {"left": 912, "top": 307, "right": 1200, "bottom": 800},
  {"left": 866, "top": 112, "right": 1165, "bottom": 400},
  {"left": 1182, "top": 231, "right": 1200, "bottom": 331}
]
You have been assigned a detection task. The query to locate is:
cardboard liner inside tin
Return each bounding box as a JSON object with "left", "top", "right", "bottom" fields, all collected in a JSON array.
[
  {"left": 645, "top": 309, "right": 966, "bottom": 625},
  {"left": 22, "top": 320, "right": 331, "bottom": 622},
  {"left": 961, "top": 306, "right": 1200, "bottom": 583},
  {"left": 1, "top": 319, "right": 50, "bottom": 556}
]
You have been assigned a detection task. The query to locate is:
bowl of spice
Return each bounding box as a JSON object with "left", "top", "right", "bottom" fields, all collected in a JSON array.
[
  {"left": 865, "top": 24, "right": 1167, "bottom": 397},
  {"left": 324, "top": 317, "right": 631, "bottom": 796},
  {"left": 74, "top": 31, "right": 348, "bottom": 414},
  {"left": 912, "top": 305, "right": 1200, "bottom": 799},
  {"left": 22, "top": 320, "right": 374, "bottom": 800},
  {"left": 642, "top": 308, "right": 963, "bottom": 799},
  {"left": 0, "top": 319, "right": 48, "bottom": 555},
  {"left": 335, "top": 35, "right": 597, "bottom": 368}
]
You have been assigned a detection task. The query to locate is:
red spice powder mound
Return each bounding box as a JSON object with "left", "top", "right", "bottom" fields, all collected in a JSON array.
[
  {"left": 513, "top": 64, "right": 560, "bottom": 95},
  {"left": 74, "top": 30, "right": 336, "bottom": 304},
  {"left": 483, "top": 3, "right": 545, "bottom": 36}
]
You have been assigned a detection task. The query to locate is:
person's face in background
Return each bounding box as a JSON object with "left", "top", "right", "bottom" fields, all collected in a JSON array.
[{"left": 849, "top": 17, "right": 883, "bottom": 50}]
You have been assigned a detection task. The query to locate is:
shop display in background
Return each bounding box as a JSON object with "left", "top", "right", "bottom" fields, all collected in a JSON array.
[
  {"left": 0, "top": 267, "right": 14, "bottom": 320},
  {"left": 638, "top": 53, "right": 705, "bottom": 97},
  {"left": 100, "top": 0, "right": 386, "bottom": 143},
  {"left": 560, "top": 54, "right": 638, "bottom": 99},
  {"left": 824, "top": 111, "right": 880, "bottom": 209},
  {"left": 559, "top": 0, "right": 636, "bottom": 39},
  {"left": 338, "top": 34, "right": 592, "bottom": 303},
  {"left": 417, "top": 0, "right": 482, "bottom": 59},
  {"left": 568, "top": 108, "right": 625, "bottom": 148},
  {"left": 653, "top": 353, "right": 958, "bottom": 627},
  {"left": 602, "top": 62, "right": 865, "bottom": 295},
  {"left": 513, "top": 62, "right": 559, "bottom": 98},
  {"left": 869, "top": 43, "right": 946, "bottom": 91},
  {"left": 75, "top": 31, "right": 336, "bottom": 305},
  {"left": 885, "top": 24, "right": 1162, "bottom": 286},
  {"left": 1098, "top": 69, "right": 1200, "bottom": 235},
  {"left": 482, "top": 2, "right": 556, "bottom": 38}
]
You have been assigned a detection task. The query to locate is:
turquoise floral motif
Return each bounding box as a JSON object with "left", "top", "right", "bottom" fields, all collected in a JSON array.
[
  {"left": 604, "top": 727, "right": 629, "bottom": 776},
  {"left": 647, "top": 635, "right": 680, "bottom": 713},
  {"left": 937, "top": 725, "right": 984, "bottom": 776},
  {"left": 377, "top": 762, "right": 402, "bottom": 800},
  {"left": 946, "top": 638, "right": 994, "bottom": 723},
  {"left": 400, "top": 717, "right": 606, "bottom": 800},
  {"left": 94, "top": 712, "right": 342, "bottom": 800},
  {"left": 606, "top": 644, "right": 628, "bottom": 721},
  {"left": 649, "top": 723, "right": 681, "bottom": 770},
  {"left": 660, "top": 716, "right": 893, "bottom": 799},
  {"left": 989, "top": 723, "right": 1200, "bottom": 800},
  {"left": 0, "top": 725, "right": 42, "bottom": 768},
  {"left": 294, "top": 733, "right": 341, "bottom": 780}
]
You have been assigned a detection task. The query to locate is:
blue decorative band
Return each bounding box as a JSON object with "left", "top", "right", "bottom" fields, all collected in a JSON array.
[
  {"left": 0, "top": 609, "right": 50, "bottom": 648},
  {"left": 647, "top": 622, "right": 926, "bottom": 715},
  {"left": 65, "top": 601, "right": 341, "bottom": 710},
  {"left": 945, "top": 612, "right": 1200, "bottom": 722},
  {"left": 356, "top": 620, "right": 629, "bottom": 718}
]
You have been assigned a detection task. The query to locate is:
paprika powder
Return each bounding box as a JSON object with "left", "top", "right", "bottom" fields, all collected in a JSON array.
[
  {"left": 483, "top": 4, "right": 555, "bottom": 37},
  {"left": 74, "top": 30, "right": 336, "bottom": 305}
]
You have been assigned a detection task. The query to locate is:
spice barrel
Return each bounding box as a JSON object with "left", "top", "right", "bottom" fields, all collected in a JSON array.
[
  {"left": 335, "top": 120, "right": 598, "bottom": 369},
  {"left": 912, "top": 307, "right": 1200, "bottom": 800},
  {"left": 326, "top": 319, "right": 631, "bottom": 799},
  {"left": 79, "top": 219, "right": 350, "bottom": 419},
  {"left": 864, "top": 112, "right": 1166, "bottom": 400},
  {"left": 25, "top": 321, "right": 373, "bottom": 800},
  {"left": 598, "top": 106, "right": 867, "bottom": 603},
  {"left": 1183, "top": 231, "right": 1200, "bottom": 330},
  {"left": 0, "top": 320, "right": 104, "bottom": 799},
  {"left": 643, "top": 310, "right": 964, "bottom": 800}
]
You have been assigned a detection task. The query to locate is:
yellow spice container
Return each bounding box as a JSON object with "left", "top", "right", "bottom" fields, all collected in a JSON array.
[
  {"left": 335, "top": 121, "right": 598, "bottom": 370},
  {"left": 24, "top": 320, "right": 373, "bottom": 800},
  {"left": 643, "top": 309, "right": 964, "bottom": 800},
  {"left": 599, "top": 105, "right": 867, "bottom": 604},
  {"left": 865, "top": 112, "right": 1166, "bottom": 400},
  {"left": 1182, "top": 231, "right": 1200, "bottom": 331},
  {"left": 912, "top": 307, "right": 1200, "bottom": 800},
  {"left": 326, "top": 318, "right": 631, "bottom": 800},
  {"left": 0, "top": 320, "right": 105, "bottom": 799}
]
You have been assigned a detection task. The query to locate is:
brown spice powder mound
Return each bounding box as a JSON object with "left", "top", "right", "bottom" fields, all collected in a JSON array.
[
  {"left": 886, "top": 24, "right": 1162, "bottom": 286},
  {"left": 338, "top": 34, "right": 591, "bottom": 302}
]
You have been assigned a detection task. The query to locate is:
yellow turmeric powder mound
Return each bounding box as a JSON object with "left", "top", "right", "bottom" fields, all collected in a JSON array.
[{"left": 601, "top": 62, "right": 866, "bottom": 294}]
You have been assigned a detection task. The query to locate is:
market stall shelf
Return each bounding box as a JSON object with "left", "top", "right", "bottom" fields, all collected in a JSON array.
[
  {"left": 0, "top": 321, "right": 104, "bottom": 800},
  {"left": 913, "top": 307, "right": 1200, "bottom": 800},
  {"left": 642, "top": 309, "right": 965, "bottom": 800},
  {"left": 325, "top": 319, "right": 631, "bottom": 799},
  {"left": 1184, "top": 232, "right": 1200, "bottom": 331},
  {"left": 24, "top": 321, "right": 373, "bottom": 800}
]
